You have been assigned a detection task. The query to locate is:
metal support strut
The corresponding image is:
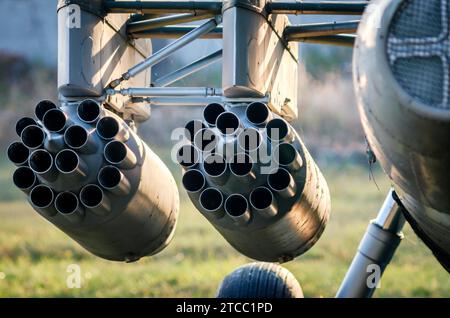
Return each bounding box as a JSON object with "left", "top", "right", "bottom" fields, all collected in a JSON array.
[
  {"left": 109, "top": 16, "right": 221, "bottom": 88},
  {"left": 284, "top": 20, "right": 360, "bottom": 39},
  {"left": 293, "top": 34, "right": 356, "bottom": 47},
  {"left": 108, "top": 87, "right": 222, "bottom": 97},
  {"left": 153, "top": 50, "right": 222, "bottom": 87},
  {"left": 105, "top": 1, "right": 368, "bottom": 15},
  {"left": 336, "top": 189, "right": 405, "bottom": 298},
  {"left": 127, "top": 13, "right": 214, "bottom": 33}
]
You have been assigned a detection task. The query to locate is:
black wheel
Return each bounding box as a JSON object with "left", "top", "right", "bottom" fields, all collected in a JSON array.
[{"left": 216, "top": 262, "right": 303, "bottom": 298}]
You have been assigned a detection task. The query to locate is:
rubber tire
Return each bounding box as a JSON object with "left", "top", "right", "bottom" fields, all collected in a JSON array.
[{"left": 216, "top": 262, "right": 303, "bottom": 298}]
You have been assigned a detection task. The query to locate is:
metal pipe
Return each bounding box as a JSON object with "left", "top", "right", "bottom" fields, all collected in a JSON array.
[
  {"left": 64, "top": 125, "right": 98, "bottom": 154},
  {"left": 29, "top": 185, "right": 57, "bottom": 217},
  {"left": 193, "top": 128, "right": 218, "bottom": 153},
  {"left": 114, "top": 87, "right": 222, "bottom": 97},
  {"left": 229, "top": 153, "right": 257, "bottom": 184},
  {"left": 374, "top": 191, "right": 406, "bottom": 232},
  {"left": 15, "top": 117, "right": 37, "bottom": 137},
  {"left": 216, "top": 112, "right": 242, "bottom": 136},
  {"left": 21, "top": 125, "right": 45, "bottom": 149},
  {"left": 225, "top": 194, "right": 251, "bottom": 226},
  {"left": 104, "top": 141, "right": 137, "bottom": 170},
  {"left": 203, "top": 153, "right": 229, "bottom": 186},
  {"left": 266, "top": 118, "right": 294, "bottom": 143},
  {"left": 80, "top": 184, "right": 111, "bottom": 217},
  {"left": 200, "top": 187, "right": 225, "bottom": 219},
  {"left": 267, "top": 168, "right": 297, "bottom": 198},
  {"left": 55, "top": 149, "right": 88, "bottom": 180},
  {"left": 128, "top": 13, "right": 214, "bottom": 33},
  {"left": 182, "top": 169, "right": 206, "bottom": 198},
  {"left": 96, "top": 116, "right": 130, "bottom": 141},
  {"left": 131, "top": 25, "right": 223, "bottom": 39},
  {"left": 105, "top": 1, "right": 223, "bottom": 14},
  {"left": 42, "top": 109, "right": 68, "bottom": 133},
  {"left": 13, "top": 167, "right": 37, "bottom": 194},
  {"left": 77, "top": 99, "right": 104, "bottom": 124},
  {"left": 246, "top": 102, "right": 272, "bottom": 127},
  {"left": 55, "top": 192, "right": 85, "bottom": 223},
  {"left": 292, "top": 34, "right": 356, "bottom": 47},
  {"left": 273, "top": 143, "right": 303, "bottom": 171},
  {"left": 153, "top": 49, "right": 222, "bottom": 87},
  {"left": 7, "top": 141, "right": 30, "bottom": 166},
  {"left": 35, "top": 100, "right": 57, "bottom": 121},
  {"left": 176, "top": 144, "right": 200, "bottom": 169},
  {"left": 284, "top": 20, "right": 359, "bottom": 39},
  {"left": 184, "top": 120, "right": 206, "bottom": 142},
  {"left": 267, "top": 1, "right": 368, "bottom": 15},
  {"left": 237, "top": 128, "right": 263, "bottom": 153},
  {"left": 203, "top": 102, "right": 225, "bottom": 127},
  {"left": 98, "top": 166, "right": 131, "bottom": 196},
  {"left": 145, "top": 96, "right": 223, "bottom": 107},
  {"left": 44, "top": 133, "right": 65, "bottom": 154},
  {"left": 29, "top": 149, "right": 57, "bottom": 182},
  {"left": 250, "top": 187, "right": 278, "bottom": 218},
  {"left": 216, "top": 135, "right": 237, "bottom": 162},
  {"left": 110, "top": 17, "right": 221, "bottom": 88},
  {"left": 336, "top": 190, "right": 405, "bottom": 298}
]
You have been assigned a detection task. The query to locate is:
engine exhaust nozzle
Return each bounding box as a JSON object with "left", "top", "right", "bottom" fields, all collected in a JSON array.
[
  {"left": 7, "top": 141, "right": 30, "bottom": 166},
  {"left": 237, "top": 128, "right": 263, "bottom": 153},
  {"left": 104, "top": 140, "right": 137, "bottom": 170},
  {"left": 249, "top": 187, "right": 278, "bottom": 218},
  {"left": 266, "top": 118, "right": 294, "bottom": 143},
  {"left": 96, "top": 116, "right": 130, "bottom": 141},
  {"left": 216, "top": 112, "right": 242, "bottom": 136},
  {"left": 184, "top": 120, "right": 206, "bottom": 142},
  {"left": 77, "top": 99, "right": 103, "bottom": 124},
  {"left": 203, "top": 103, "right": 225, "bottom": 127},
  {"left": 80, "top": 184, "right": 111, "bottom": 216},
  {"left": 21, "top": 125, "right": 45, "bottom": 150},
  {"left": 55, "top": 191, "right": 85, "bottom": 223},
  {"left": 268, "top": 168, "right": 297, "bottom": 199},
  {"left": 7, "top": 100, "right": 180, "bottom": 262},
  {"left": 180, "top": 103, "right": 330, "bottom": 262},
  {"left": 64, "top": 125, "right": 98, "bottom": 154},
  {"left": 203, "top": 153, "right": 229, "bottom": 186},
  {"left": 194, "top": 128, "right": 218, "bottom": 153},
  {"left": 35, "top": 100, "right": 57, "bottom": 121},
  {"left": 98, "top": 165, "right": 131, "bottom": 196},
  {"left": 29, "top": 149, "right": 57, "bottom": 182},
  {"left": 225, "top": 194, "right": 251, "bottom": 226},
  {"left": 55, "top": 149, "right": 88, "bottom": 181},
  {"left": 176, "top": 144, "right": 200, "bottom": 169},
  {"left": 273, "top": 143, "right": 303, "bottom": 171},
  {"left": 246, "top": 102, "right": 271, "bottom": 127},
  {"left": 15, "top": 117, "right": 37, "bottom": 137},
  {"left": 200, "top": 187, "right": 225, "bottom": 219},
  {"left": 229, "top": 153, "right": 257, "bottom": 186},
  {"left": 13, "top": 166, "right": 37, "bottom": 194},
  {"left": 182, "top": 169, "right": 206, "bottom": 198},
  {"left": 29, "top": 185, "right": 57, "bottom": 217},
  {"left": 43, "top": 109, "right": 68, "bottom": 133}
]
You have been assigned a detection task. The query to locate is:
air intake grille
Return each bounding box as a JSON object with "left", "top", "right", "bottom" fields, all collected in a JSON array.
[{"left": 387, "top": 0, "right": 450, "bottom": 110}]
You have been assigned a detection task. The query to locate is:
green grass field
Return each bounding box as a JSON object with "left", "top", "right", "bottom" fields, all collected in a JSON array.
[{"left": 0, "top": 164, "right": 448, "bottom": 298}]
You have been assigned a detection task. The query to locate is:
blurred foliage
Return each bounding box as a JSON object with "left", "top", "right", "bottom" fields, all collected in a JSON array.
[
  {"left": 0, "top": 52, "right": 57, "bottom": 108},
  {"left": 0, "top": 53, "right": 57, "bottom": 151},
  {"left": 300, "top": 45, "right": 353, "bottom": 80}
]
